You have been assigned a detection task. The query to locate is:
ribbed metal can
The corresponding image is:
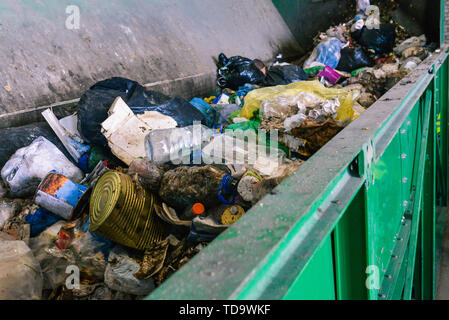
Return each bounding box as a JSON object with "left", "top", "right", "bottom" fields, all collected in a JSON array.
[{"left": 89, "top": 170, "right": 166, "bottom": 250}]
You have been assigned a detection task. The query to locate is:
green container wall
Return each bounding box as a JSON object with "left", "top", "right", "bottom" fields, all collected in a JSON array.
[{"left": 147, "top": 0, "right": 448, "bottom": 300}]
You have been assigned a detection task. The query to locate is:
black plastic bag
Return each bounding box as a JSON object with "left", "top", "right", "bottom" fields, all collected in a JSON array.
[
  {"left": 337, "top": 48, "right": 374, "bottom": 72},
  {"left": 132, "top": 97, "right": 206, "bottom": 127},
  {"left": 217, "top": 53, "right": 265, "bottom": 90},
  {"left": 352, "top": 24, "right": 396, "bottom": 55},
  {"left": 0, "top": 122, "right": 74, "bottom": 168},
  {"left": 77, "top": 77, "right": 205, "bottom": 149},
  {"left": 262, "top": 64, "right": 309, "bottom": 86}
]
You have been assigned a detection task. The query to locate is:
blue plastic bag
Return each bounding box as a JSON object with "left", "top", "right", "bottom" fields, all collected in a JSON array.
[
  {"left": 304, "top": 38, "right": 342, "bottom": 69},
  {"left": 189, "top": 98, "right": 218, "bottom": 127},
  {"left": 235, "top": 84, "right": 256, "bottom": 97},
  {"left": 26, "top": 208, "right": 62, "bottom": 238}
]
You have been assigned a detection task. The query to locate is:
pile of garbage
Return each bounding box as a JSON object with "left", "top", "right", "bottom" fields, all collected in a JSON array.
[{"left": 0, "top": 0, "right": 438, "bottom": 300}]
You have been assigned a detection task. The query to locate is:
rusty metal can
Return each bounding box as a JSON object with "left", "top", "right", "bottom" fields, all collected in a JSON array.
[{"left": 34, "top": 171, "right": 88, "bottom": 220}]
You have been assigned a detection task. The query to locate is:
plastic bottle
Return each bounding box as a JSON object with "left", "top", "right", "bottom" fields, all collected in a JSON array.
[{"left": 145, "top": 125, "right": 215, "bottom": 165}]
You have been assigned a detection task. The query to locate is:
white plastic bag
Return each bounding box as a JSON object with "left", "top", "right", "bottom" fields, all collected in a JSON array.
[
  {"left": 261, "top": 91, "right": 340, "bottom": 128},
  {"left": 1, "top": 137, "right": 84, "bottom": 197},
  {"left": 0, "top": 241, "right": 43, "bottom": 300},
  {"left": 104, "top": 246, "right": 155, "bottom": 296},
  {"left": 357, "top": 0, "right": 370, "bottom": 13}
]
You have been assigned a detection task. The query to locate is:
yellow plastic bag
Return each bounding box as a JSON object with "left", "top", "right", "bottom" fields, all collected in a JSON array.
[{"left": 241, "top": 80, "right": 355, "bottom": 122}]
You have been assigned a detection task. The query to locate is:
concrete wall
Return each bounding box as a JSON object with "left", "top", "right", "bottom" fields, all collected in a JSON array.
[{"left": 0, "top": 0, "right": 301, "bottom": 128}]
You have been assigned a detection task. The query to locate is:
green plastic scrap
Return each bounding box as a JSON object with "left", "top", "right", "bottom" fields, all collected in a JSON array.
[
  {"left": 229, "top": 110, "right": 241, "bottom": 123},
  {"left": 351, "top": 67, "right": 368, "bottom": 77},
  {"left": 304, "top": 66, "right": 325, "bottom": 77},
  {"left": 226, "top": 120, "right": 261, "bottom": 133}
]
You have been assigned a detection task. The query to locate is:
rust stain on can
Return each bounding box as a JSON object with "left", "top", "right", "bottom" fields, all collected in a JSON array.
[{"left": 39, "top": 172, "right": 69, "bottom": 196}]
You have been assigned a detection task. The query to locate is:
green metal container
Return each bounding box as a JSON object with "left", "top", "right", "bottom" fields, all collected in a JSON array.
[{"left": 147, "top": 0, "right": 448, "bottom": 300}]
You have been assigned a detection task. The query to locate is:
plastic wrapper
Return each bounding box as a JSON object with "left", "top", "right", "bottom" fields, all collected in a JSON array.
[
  {"left": 0, "top": 241, "right": 43, "bottom": 300},
  {"left": 303, "top": 38, "right": 342, "bottom": 69},
  {"left": 1, "top": 137, "right": 84, "bottom": 198},
  {"left": 104, "top": 246, "right": 156, "bottom": 296},
  {"left": 30, "top": 221, "right": 110, "bottom": 290},
  {"left": 317, "top": 66, "right": 342, "bottom": 84},
  {"left": 241, "top": 80, "right": 355, "bottom": 122},
  {"left": 134, "top": 240, "right": 170, "bottom": 280}
]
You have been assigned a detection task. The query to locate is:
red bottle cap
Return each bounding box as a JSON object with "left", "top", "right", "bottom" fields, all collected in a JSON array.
[{"left": 192, "top": 203, "right": 205, "bottom": 216}]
